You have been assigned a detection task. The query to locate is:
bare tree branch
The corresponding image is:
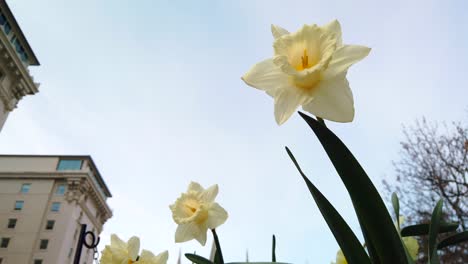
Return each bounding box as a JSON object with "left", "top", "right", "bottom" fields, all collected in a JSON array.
[{"left": 383, "top": 116, "right": 468, "bottom": 263}]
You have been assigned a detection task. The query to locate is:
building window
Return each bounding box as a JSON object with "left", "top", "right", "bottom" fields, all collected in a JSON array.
[
  {"left": 57, "top": 159, "right": 82, "bottom": 171},
  {"left": 39, "top": 239, "right": 48, "bottom": 250},
  {"left": 3, "top": 22, "right": 11, "bottom": 35},
  {"left": 0, "top": 238, "right": 10, "bottom": 248},
  {"left": 0, "top": 13, "right": 6, "bottom": 25},
  {"left": 56, "top": 184, "right": 67, "bottom": 195},
  {"left": 7, "top": 219, "right": 17, "bottom": 229},
  {"left": 68, "top": 247, "right": 73, "bottom": 258},
  {"left": 51, "top": 202, "right": 61, "bottom": 212},
  {"left": 45, "top": 220, "right": 55, "bottom": 230},
  {"left": 20, "top": 183, "right": 31, "bottom": 193},
  {"left": 34, "top": 260, "right": 43, "bottom": 264},
  {"left": 14, "top": 200, "right": 24, "bottom": 210},
  {"left": 0, "top": 257, "right": 3, "bottom": 263}
]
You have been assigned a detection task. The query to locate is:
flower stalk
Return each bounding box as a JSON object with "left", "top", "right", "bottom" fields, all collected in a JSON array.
[{"left": 211, "top": 229, "right": 224, "bottom": 264}]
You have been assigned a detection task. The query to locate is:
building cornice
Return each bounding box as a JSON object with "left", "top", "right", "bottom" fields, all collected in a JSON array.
[
  {"left": 65, "top": 177, "right": 111, "bottom": 232},
  {"left": 0, "top": 171, "right": 113, "bottom": 225},
  {"left": 0, "top": 0, "right": 40, "bottom": 65},
  {"left": 0, "top": 38, "right": 39, "bottom": 112},
  {"left": 0, "top": 155, "right": 112, "bottom": 197}
]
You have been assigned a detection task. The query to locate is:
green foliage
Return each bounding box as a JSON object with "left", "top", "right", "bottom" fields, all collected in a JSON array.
[
  {"left": 272, "top": 235, "right": 276, "bottom": 262},
  {"left": 185, "top": 254, "right": 213, "bottom": 264},
  {"left": 297, "top": 112, "right": 408, "bottom": 263},
  {"left": 286, "top": 147, "right": 371, "bottom": 264},
  {"left": 392, "top": 192, "right": 400, "bottom": 229},
  {"left": 400, "top": 223, "right": 459, "bottom": 237},
  {"left": 428, "top": 200, "right": 444, "bottom": 264},
  {"left": 437, "top": 231, "right": 468, "bottom": 250}
]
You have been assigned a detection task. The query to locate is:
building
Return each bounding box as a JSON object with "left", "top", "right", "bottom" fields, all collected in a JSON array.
[
  {"left": 0, "top": 0, "right": 40, "bottom": 132},
  {"left": 0, "top": 155, "right": 112, "bottom": 264}
]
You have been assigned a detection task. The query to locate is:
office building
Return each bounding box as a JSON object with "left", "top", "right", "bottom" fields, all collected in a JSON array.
[
  {"left": 0, "top": 0, "right": 40, "bottom": 132},
  {"left": 0, "top": 155, "right": 112, "bottom": 264}
]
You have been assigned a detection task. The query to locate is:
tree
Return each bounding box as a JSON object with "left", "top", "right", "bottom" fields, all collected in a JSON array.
[{"left": 383, "top": 117, "right": 467, "bottom": 263}]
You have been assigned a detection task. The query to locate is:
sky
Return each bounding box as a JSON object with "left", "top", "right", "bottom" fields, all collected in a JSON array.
[{"left": 1, "top": 0, "right": 468, "bottom": 263}]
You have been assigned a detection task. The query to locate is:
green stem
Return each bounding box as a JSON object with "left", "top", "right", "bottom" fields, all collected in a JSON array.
[
  {"left": 211, "top": 229, "right": 224, "bottom": 264},
  {"left": 272, "top": 234, "right": 276, "bottom": 262}
]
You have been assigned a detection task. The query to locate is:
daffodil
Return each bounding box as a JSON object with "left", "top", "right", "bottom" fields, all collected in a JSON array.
[
  {"left": 100, "top": 234, "right": 168, "bottom": 264},
  {"left": 137, "top": 250, "right": 169, "bottom": 264},
  {"left": 170, "top": 182, "right": 228, "bottom": 245},
  {"left": 396, "top": 216, "right": 420, "bottom": 260},
  {"left": 242, "top": 20, "right": 371, "bottom": 125},
  {"left": 331, "top": 249, "right": 347, "bottom": 264}
]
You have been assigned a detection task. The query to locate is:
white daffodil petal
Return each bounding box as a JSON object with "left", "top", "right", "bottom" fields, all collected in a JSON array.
[
  {"left": 193, "top": 224, "right": 208, "bottom": 246},
  {"left": 271, "top": 24, "right": 289, "bottom": 39},
  {"left": 127, "top": 236, "right": 140, "bottom": 261},
  {"left": 206, "top": 202, "right": 228, "bottom": 229},
  {"left": 174, "top": 223, "right": 197, "bottom": 243},
  {"left": 138, "top": 249, "right": 155, "bottom": 263},
  {"left": 241, "top": 58, "right": 289, "bottom": 94},
  {"left": 201, "top": 184, "right": 218, "bottom": 203},
  {"left": 187, "top": 181, "right": 204, "bottom": 193},
  {"left": 109, "top": 247, "right": 127, "bottom": 264},
  {"left": 321, "top": 20, "right": 342, "bottom": 47},
  {"left": 274, "top": 88, "right": 310, "bottom": 125},
  {"left": 100, "top": 246, "right": 113, "bottom": 263},
  {"left": 324, "top": 45, "right": 371, "bottom": 79},
  {"left": 153, "top": 251, "right": 169, "bottom": 264},
  {"left": 302, "top": 75, "right": 354, "bottom": 122},
  {"left": 111, "top": 234, "right": 127, "bottom": 250}
]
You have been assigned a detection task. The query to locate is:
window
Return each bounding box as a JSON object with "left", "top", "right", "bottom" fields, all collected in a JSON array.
[
  {"left": 20, "top": 183, "right": 31, "bottom": 193},
  {"left": 56, "top": 184, "right": 66, "bottom": 195},
  {"left": 0, "top": 238, "right": 10, "bottom": 248},
  {"left": 39, "top": 239, "right": 48, "bottom": 250},
  {"left": 7, "top": 219, "right": 17, "bottom": 229},
  {"left": 0, "top": 257, "right": 3, "bottom": 263},
  {"left": 14, "top": 200, "right": 24, "bottom": 210},
  {"left": 34, "top": 260, "right": 43, "bottom": 264},
  {"left": 51, "top": 202, "right": 61, "bottom": 212},
  {"left": 68, "top": 247, "right": 73, "bottom": 258},
  {"left": 20, "top": 51, "right": 28, "bottom": 62},
  {"left": 0, "top": 13, "right": 6, "bottom": 25},
  {"left": 57, "top": 159, "right": 82, "bottom": 171},
  {"left": 4, "top": 22, "right": 11, "bottom": 35},
  {"left": 45, "top": 220, "right": 55, "bottom": 230}
]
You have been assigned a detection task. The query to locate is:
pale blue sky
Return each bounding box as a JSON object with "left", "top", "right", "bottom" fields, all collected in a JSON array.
[{"left": 1, "top": 0, "right": 467, "bottom": 263}]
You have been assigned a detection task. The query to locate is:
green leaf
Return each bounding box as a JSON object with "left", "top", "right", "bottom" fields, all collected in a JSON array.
[
  {"left": 392, "top": 193, "right": 400, "bottom": 230},
  {"left": 211, "top": 229, "right": 224, "bottom": 264},
  {"left": 437, "top": 231, "right": 468, "bottom": 249},
  {"left": 428, "top": 199, "right": 444, "bottom": 264},
  {"left": 401, "top": 222, "right": 459, "bottom": 237},
  {"left": 298, "top": 112, "right": 408, "bottom": 264},
  {"left": 185, "top": 254, "right": 214, "bottom": 264},
  {"left": 214, "top": 249, "right": 222, "bottom": 264},
  {"left": 272, "top": 235, "right": 276, "bottom": 262},
  {"left": 359, "top": 215, "right": 381, "bottom": 264},
  {"left": 286, "top": 147, "right": 371, "bottom": 264}
]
